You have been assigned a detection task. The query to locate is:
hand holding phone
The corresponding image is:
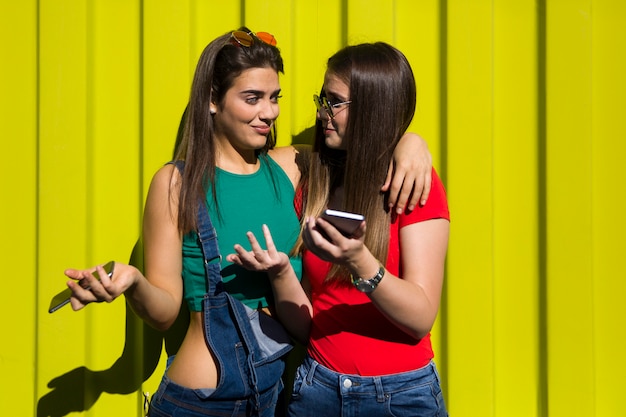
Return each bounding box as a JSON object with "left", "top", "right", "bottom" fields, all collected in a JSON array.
[
  {"left": 48, "top": 261, "right": 115, "bottom": 313},
  {"left": 320, "top": 209, "right": 365, "bottom": 237}
]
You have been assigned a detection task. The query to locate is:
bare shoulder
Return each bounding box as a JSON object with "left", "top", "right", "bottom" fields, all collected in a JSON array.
[
  {"left": 145, "top": 163, "right": 181, "bottom": 214},
  {"left": 150, "top": 163, "right": 181, "bottom": 192},
  {"left": 268, "top": 146, "right": 309, "bottom": 188},
  {"left": 268, "top": 145, "right": 297, "bottom": 165}
]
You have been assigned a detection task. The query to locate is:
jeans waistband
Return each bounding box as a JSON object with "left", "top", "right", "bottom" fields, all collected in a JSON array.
[{"left": 301, "top": 355, "right": 438, "bottom": 398}]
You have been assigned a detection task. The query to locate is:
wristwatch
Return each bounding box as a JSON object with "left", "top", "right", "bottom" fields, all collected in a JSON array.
[{"left": 352, "top": 264, "right": 385, "bottom": 293}]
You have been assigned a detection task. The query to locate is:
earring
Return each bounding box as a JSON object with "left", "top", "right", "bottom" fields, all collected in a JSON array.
[{"left": 210, "top": 109, "right": 216, "bottom": 115}]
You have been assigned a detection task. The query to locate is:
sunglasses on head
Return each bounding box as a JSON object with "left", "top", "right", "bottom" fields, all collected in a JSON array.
[{"left": 230, "top": 30, "right": 277, "bottom": 47}]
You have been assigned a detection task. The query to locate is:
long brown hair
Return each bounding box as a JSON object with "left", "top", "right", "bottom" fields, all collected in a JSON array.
[
  {"left": 298, "top": 42, "right": 417, "bottom": 281},
  {"left": 173, "top": 27, "right": 284, "bottom": 233}
]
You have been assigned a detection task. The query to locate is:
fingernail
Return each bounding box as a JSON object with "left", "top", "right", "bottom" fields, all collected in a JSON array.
[{"left": 396, "top": 207, "right": 403, "bottom": 214}]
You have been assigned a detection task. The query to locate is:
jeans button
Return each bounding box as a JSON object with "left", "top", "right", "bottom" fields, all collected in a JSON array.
[{"left": 343, "top": 378, "right": 352, "bottom": 388}]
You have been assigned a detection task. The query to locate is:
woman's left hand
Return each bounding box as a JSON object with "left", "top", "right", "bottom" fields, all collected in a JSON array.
[
  {"left": 381, "top": 132, "right": 432, "bottom": 213},
  {"left": 302, "top": 216, "right": 367, "bottom": 266},
  {"left": 226, "top": 224, "right": 292, "bottom": 277}
]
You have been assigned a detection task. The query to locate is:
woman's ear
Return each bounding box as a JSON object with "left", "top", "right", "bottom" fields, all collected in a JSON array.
[{"left": 209, "top": 103, "right": 217, "bottom": 115}]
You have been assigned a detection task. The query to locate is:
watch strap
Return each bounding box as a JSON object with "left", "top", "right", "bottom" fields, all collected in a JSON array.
[{"left": 351, "top": 264, "right": 385, "bottom": 293}]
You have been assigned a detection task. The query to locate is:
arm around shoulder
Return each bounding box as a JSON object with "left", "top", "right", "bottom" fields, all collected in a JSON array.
[{"left": 384, "top": 132, "right": 433, "bottom": 213}]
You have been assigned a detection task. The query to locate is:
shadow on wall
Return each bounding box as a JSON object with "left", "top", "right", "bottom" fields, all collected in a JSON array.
[
  {"left": 36, "top": 239, "right": 190, "bottom": 417},
  {"left": 36, "top": 108, "right": 315, "bottom": 416},
  {"left": 290, "top": 125, "right": 315, "bottom": 146}
]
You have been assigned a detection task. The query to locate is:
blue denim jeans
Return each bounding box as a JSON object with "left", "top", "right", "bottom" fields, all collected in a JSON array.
[
  {"left": 148, "top": 367, "right": 282, "bottom": 417},
  {"left": 287, "top": 355, "right": 448, "bottom": 417}
]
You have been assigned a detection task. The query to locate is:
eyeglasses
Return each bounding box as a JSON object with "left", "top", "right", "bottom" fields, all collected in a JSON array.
[
  {"left": 313, "top": 94, "right": 352, "bottom": 119},
  {"left": 230, "top": 30, "right": 277, "bottom": 47}
]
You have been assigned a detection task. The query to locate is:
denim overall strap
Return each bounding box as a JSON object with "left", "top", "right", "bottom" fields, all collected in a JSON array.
[
  {"left": 195, "top": 193, "right": 264, "bottom": 409},
  {"left": 171, "top": 162, "right": 264, "bottom": 410},
  {"left": 194, "top": 193, "right": 221, "bottom": 296},
  {"left": 171, "top": 161, "right": 289, "bottom": 414}
]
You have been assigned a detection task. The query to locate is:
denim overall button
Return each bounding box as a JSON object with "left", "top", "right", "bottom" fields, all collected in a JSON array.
[{"left": 343, "top": 378, "right": 352, "bottom": 388}]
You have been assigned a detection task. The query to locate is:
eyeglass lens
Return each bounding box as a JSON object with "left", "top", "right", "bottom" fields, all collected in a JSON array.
[{"left": 313, "top": 94, "right": 333, "bottom": 118}]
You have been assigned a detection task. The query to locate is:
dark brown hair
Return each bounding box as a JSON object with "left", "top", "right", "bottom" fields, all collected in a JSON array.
[
  {"left": 299, "top": 42, "right": 417, "bottom": 280},
  {"left": 173, "top": 27, "right": 284, "bottom": 233}
]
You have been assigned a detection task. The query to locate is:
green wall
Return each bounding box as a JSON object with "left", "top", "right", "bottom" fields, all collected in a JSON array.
[{"left": 1, "top": 1, "right": 625, "bottom": 416}]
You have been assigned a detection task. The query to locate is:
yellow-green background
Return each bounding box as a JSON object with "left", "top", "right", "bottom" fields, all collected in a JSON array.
[{"left": 1, "top": 0, "right": 625, "bottom": 416}]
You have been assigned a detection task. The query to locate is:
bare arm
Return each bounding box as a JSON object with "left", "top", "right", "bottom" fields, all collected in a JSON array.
[
  {"left": 267, "top": 270, "right": 312, "bottom": 345},
  {"left": 127, "top": 164, "right": 184, "bottom": 329},
  {"left": 272, "top": 134, "right": 432, "bottom": 214},
  {"left": 305, "top": 216, "right": 449, "bottom": 340},
  {"left": 64, "top": 164, "right": 184, "bottom": 331},
  {"left": 363, "top": 219, "right": 448, "bottom": 339}
]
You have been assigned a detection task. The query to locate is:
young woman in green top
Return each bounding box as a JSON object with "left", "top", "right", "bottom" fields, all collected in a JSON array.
[{"left": 62, "top": 28, "right": 432, "bottom": 416}]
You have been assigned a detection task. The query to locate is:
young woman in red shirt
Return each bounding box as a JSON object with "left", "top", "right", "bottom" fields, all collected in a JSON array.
[{"left": 229, "top": 41, "right": 450, "bottom": 416}]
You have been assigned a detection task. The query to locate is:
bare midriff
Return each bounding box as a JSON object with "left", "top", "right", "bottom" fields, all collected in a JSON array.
[
  {"left": 165, "top": 307, "right": 273, "bottom": 389},
  {"left": 165, "top": 312, "right": 218, "bottom": 388}
]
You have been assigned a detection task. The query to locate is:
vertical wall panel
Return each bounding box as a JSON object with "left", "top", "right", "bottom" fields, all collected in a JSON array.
[
  {"left": 36, "top": 3, "right": 92, "bottom": 417},
  {"left": 88, "top": 0, "right": 142, "bottom": 261},
  {"left": 190, "top": 0, "right": 240, "bottom": 64},
  {"left": 87, "top": 1, "right": 143, "bottom": 415},
  {"left": 0, "top": 2, "right": 38, "bottom": 416},
  {"left": 347, "top": 0, "right": 394, "bottom": 44},
  {"left": 591, "top": 1, "right": 626, "bottom": 415},
  {"left": 142, "top": 1, "right": 192, "bottom": 194},
  {"left": 2, "top": 1, "right": 626, "bottom": 416},
  {"left": 446, "top": 0, "right": 495, "bottom": 414},
  {"left": 546, "top": 1, "right": 595, "bottom": 415},
  {"left": 492, "top": 1, "right": 539, "bottom": 416},
  {"left": 290, "top": 1, "right": 324, "bottom": 140},
  {"left": 396, "top": 0, "right": 442, "bottom": 163}
]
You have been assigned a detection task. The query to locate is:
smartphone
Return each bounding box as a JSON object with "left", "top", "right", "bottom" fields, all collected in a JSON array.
[
  {"left": 48, "top": 261, "right": 115, "bottom": 313},
  {"left": 320, "top": 209, "right": 365, "bottom": 237}
]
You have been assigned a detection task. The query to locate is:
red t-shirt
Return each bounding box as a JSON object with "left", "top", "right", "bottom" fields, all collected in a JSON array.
[{"left": 304, "top": 168, "right": 450, "bottom": 376}]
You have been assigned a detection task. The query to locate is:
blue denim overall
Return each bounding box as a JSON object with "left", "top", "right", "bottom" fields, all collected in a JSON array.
[{"left": 149, "top": 162, "right": 293, "bottom": 416}]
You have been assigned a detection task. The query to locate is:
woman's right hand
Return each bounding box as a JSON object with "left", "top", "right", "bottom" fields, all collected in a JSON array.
[
  {"left": 64, "top": 262, "right": 139, "bottom": 310},
  {"left": 302, "top": 215, "right": 368, "bottom": 267}
]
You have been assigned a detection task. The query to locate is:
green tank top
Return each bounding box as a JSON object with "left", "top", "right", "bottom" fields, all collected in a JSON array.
[{"left": 182, "top": 155, "right": 302, "bottom": 311}]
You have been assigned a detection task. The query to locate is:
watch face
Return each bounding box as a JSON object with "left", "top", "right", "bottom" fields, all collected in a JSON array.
[
  {"left": 352, "top": 265, "right": 384, "bottom": 293},
  {"left": 355, "top": 280, "right": 376, "bottom": 293}
]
